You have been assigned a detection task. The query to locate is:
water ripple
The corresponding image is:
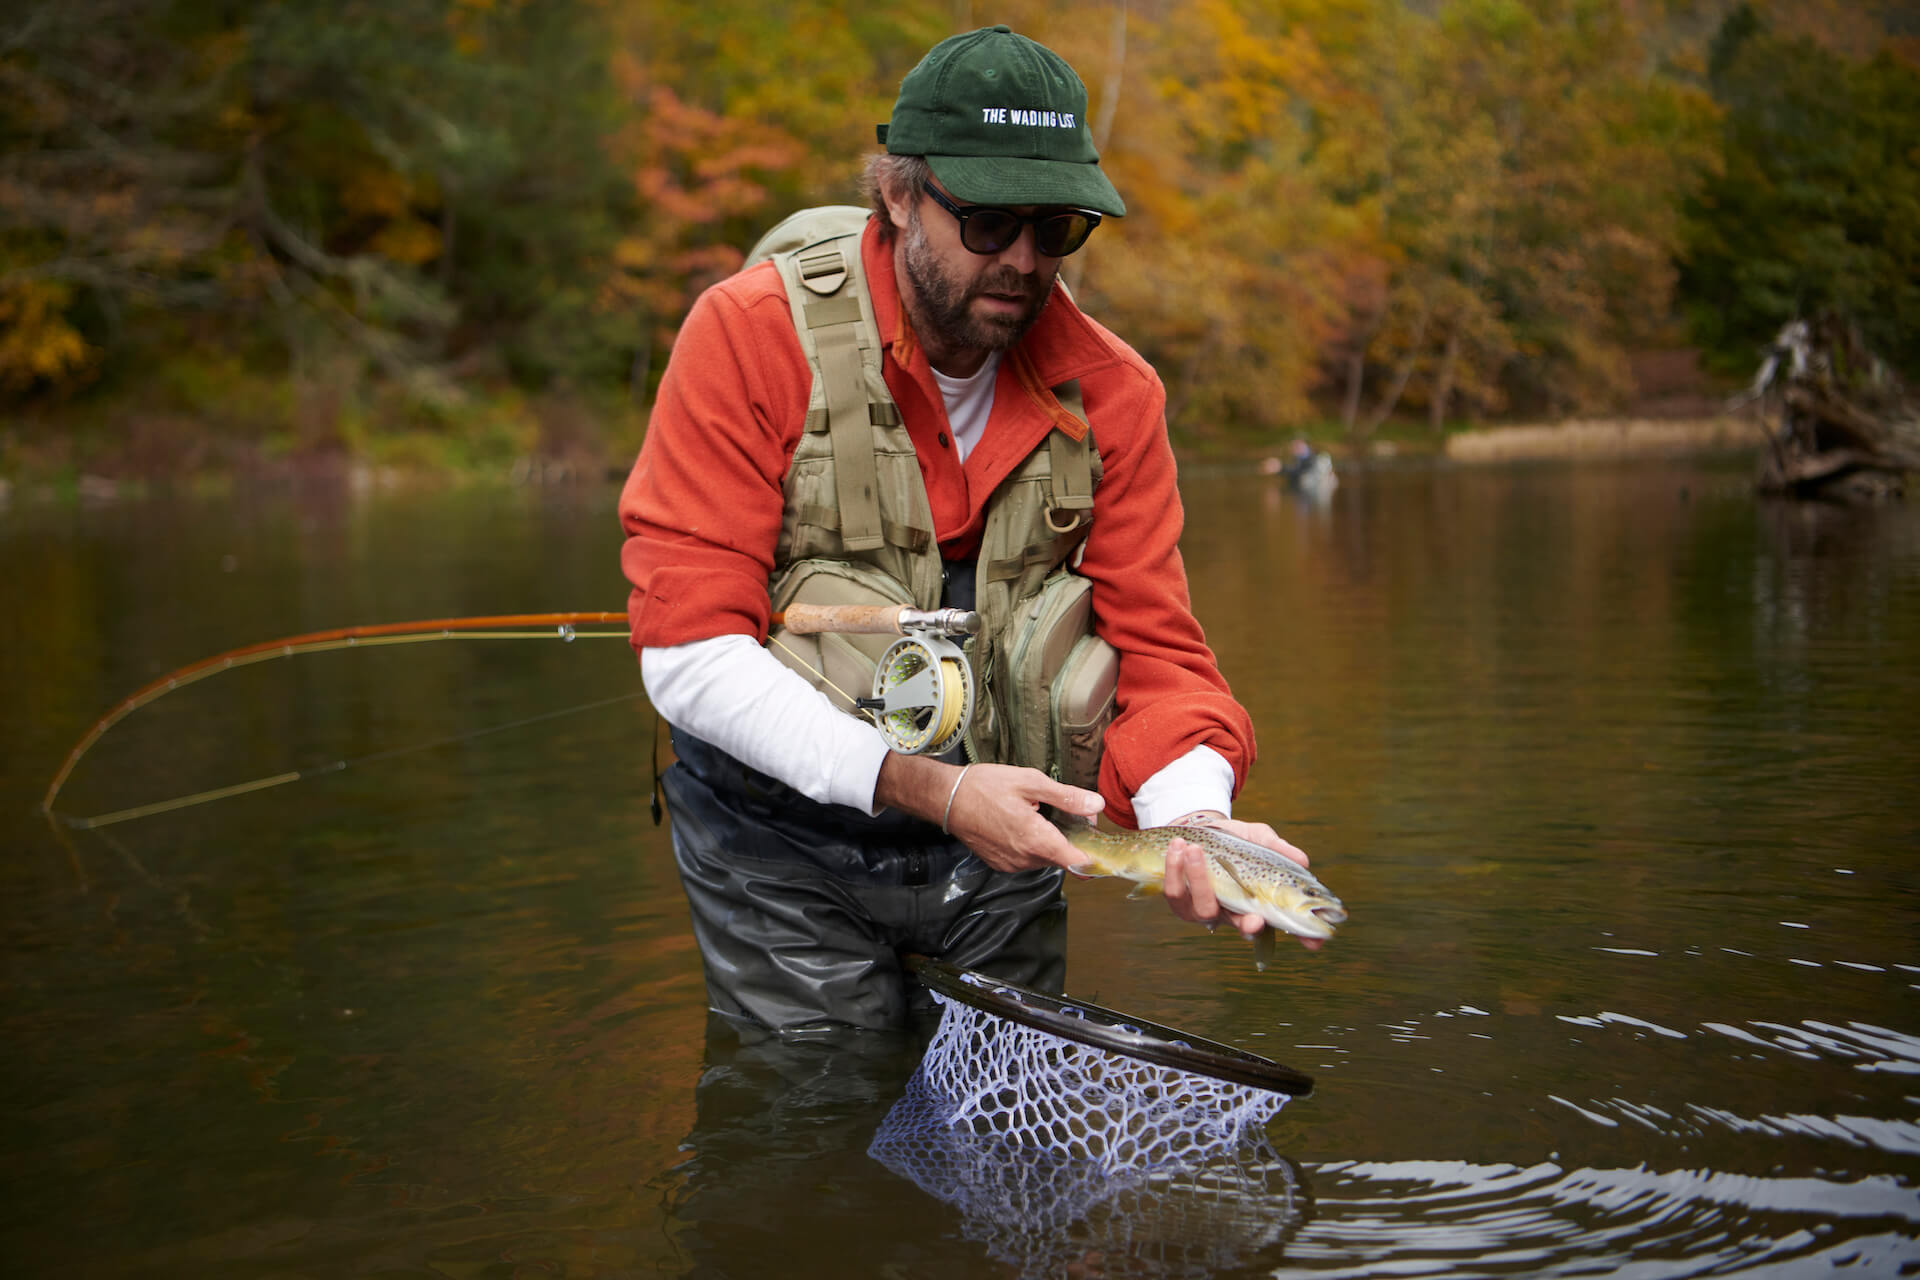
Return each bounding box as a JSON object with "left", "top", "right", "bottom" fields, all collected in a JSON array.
[{"left": 1282, "top": 1160, "right": 1920, "bottom": 1278}]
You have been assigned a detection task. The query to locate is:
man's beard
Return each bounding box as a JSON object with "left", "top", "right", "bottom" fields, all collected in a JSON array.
[{"left": 901, "top": 205, "right": 1056, "bottom": 357}]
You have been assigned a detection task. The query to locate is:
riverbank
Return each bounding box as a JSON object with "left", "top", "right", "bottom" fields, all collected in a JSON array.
[
  {"left": 1439, "top": 415, "right": 1763, "bottom": 463},
  {"left": 2, "top": 411, "right": 1769, "bottom": 510},
  {"left": 1, "top": 376, "right": 647, "bottom": 507}
]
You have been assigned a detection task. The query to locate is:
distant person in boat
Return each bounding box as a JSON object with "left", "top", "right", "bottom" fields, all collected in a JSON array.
[
  {"left": 618, "top": 26, "right": 1318, "bottom": 1037},
  {"left": 1273, "top": 438, "right": 1337, "bottom": 494}
]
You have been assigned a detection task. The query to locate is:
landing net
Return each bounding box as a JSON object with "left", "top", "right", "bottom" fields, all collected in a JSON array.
[
  {"left": 901, "top": 955, "right": 1310, "bottom": 1163},
  {"left": 869, "top": 957, "right": 1313, "bottom": 1276}
]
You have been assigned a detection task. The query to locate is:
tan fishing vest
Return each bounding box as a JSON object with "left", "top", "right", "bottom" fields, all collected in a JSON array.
[{"left": 747, "top": 206, "right": 1118, "bottom": 786}]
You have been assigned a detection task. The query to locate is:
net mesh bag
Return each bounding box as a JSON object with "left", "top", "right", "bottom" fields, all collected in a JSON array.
[{"left": 867, "top": 958, "right": 1313, "bottom": 1278}]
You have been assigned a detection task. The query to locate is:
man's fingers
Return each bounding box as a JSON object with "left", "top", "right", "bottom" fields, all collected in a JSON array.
[
  {"left": 947, "top": 764, "right": 1099, "bottom": 873},
  {"left": 1031, "top": 777, "right": 1104, "bottom": 821},
  {"left": 1180, "top": 844, "right": 1220, "bottom": 915},
  {"left": 1164, "top": 839, "right": 1224, "bottom": 923},
  {"left": 1039, "top": 818, "right": 1093, "bottom": 871}
]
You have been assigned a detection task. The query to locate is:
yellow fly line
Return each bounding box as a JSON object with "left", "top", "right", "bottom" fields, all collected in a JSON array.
[
  {"left": 41, "top": 612, "right": 631, "bottom": 823},
  {"left": 43, "top": 603, "right": 975, "bottom": 830}
]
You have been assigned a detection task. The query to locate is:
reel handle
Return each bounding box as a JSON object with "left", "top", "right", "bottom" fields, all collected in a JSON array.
[{"left": 775, "top": 604, "right": 979, "bottom": 638}]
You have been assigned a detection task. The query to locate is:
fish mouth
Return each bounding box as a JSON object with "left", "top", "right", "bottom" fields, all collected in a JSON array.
[
  {"left": 1278, "top": 911, "right": 1336, "bottom": 940},
  {"left": 1277, "top": 902, "right": 1346, "bottom": 940}
]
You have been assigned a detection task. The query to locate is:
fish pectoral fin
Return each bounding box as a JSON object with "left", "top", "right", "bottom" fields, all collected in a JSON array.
[{"left": 1214, "top": 858, "right": 1254, "bottom": 900}]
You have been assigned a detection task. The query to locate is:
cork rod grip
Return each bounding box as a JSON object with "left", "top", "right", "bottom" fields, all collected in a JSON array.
[{"left": 774, "top": 603, "right": 909, "bottom": 635}]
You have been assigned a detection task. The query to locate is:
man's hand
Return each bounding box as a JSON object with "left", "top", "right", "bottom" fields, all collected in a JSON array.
[
  {"left": 875, "top": 754, "right": 1101, "bottom": 873},
  {"left": 1161, "top": 811, "right": 1323, "bottom": 952}
]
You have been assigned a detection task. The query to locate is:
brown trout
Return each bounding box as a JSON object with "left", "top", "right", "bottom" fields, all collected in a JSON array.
[{"left": 1064, "top": 824, "right": 1347, "bottom": 945}]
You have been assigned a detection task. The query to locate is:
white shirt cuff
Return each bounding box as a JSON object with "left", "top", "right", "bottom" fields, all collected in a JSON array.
[{"left": 1129, "top": 744, "right": 1235, "bottom": 828}]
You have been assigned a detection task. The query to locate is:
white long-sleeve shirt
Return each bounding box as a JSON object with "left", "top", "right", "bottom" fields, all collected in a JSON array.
[{"left": 641, "top": 635, "right": 1233, "bottom": 825}]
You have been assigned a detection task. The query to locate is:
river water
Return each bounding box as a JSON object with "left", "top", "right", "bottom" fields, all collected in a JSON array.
[{"left": 3, "top": 459, "right": 1916, "bottom": 1278}]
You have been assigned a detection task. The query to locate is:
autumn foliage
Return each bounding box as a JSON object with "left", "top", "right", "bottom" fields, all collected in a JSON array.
[{"left": 0, "top": 0, "right": 1912, "bottom": 457}]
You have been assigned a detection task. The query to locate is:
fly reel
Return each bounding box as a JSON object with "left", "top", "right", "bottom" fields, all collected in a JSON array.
[
  {"left": 864, "top": 634, "right": 975, "bottom": 756},
  {"left": 770, "top": 603, "right": 980, "bottom": 757}
]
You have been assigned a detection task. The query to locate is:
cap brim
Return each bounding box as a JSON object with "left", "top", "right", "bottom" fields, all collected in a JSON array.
[{"left": 928, "top": 154, "right": 1125, "bottom": 217}]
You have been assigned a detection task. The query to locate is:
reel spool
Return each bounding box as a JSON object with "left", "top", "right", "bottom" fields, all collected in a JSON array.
[{"left": 867, "top": 634, "right": 974, "bottom": 756}]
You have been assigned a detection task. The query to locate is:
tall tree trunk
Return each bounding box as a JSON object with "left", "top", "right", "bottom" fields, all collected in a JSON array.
[
  {"left": 1361, "top": 306, "right": 1430, "bottom": 437},
  {"left": 1341, "top": 347, "right": 1366, "bottom": 430},
  {"left": 1067, "top": 2, "right": 1125, "bottom": 299},
  {"left": 439, "top": 180, "right": 457, "bottom": 290},
  {"left": 1092, "top": 1, "right": 1126, "bottom": 154},
  {"left": 1341, "top": 302, "right": 1387, "bottom": 432},
  {"left": 1430, "top": 325, "right": 1459, "bottom": 432}
]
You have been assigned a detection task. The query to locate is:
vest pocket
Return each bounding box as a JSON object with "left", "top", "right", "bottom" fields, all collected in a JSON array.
[
  {"left": 1050, "top": 633, "right": 1118, "bottom": 791},
  {"left": 1001, "top": 570, "right": 1114, "bottom": 788}
]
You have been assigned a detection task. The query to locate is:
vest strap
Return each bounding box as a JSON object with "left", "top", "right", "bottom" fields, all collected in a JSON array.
[
  {"left": 985, "top": 543, "right": 1072, "bottom": 584},
  {"left": 1048, "top": 431, "right": 1095, "bottom": 512},
  {"left": 804, "top": 295, "right": 863, "bottom": 328},
  {"left": 789, "top": 241, "right": 886, "bottom": 552},
  {"left": 803, "top": 400, "right": 900, "bottom": 434},
  {"left": 815, "top": 317, "right": 884, "bottom": 551},
  {"left": 1047, "top": 379, "right": 1095, "bottom": 519},
  {"left": 793, "top": 502, "right": 934, "bottom": 552}
]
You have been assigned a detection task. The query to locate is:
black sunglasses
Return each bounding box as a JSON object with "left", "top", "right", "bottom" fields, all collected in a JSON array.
[{"left": 923, "top": 184, "right": 1103, "bottom": 258}]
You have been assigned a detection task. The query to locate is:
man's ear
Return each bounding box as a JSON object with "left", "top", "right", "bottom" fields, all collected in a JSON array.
[{"left": 881, "top": 179, "right": 915, "bottom": 235}]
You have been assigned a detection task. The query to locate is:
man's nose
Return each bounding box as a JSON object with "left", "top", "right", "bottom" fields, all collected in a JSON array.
[{"left": 994, "top": 223, "right": 1040, "bottom": 273}]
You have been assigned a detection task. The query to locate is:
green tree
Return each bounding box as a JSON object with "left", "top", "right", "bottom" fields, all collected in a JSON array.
[
  {"left": 1337, "top": 0, "right": 1717, "bottom": 434},
  {"left": 1681, "top": 6, "right": 1920, "bottom": 379},
  {"left": 0, "top": 0, "right": 628, "bottom": 405}
]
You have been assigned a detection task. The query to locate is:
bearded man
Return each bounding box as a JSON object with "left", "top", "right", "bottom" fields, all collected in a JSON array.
[{"left": 618, "top": 25, "right": 1317, "bottom": 1037}]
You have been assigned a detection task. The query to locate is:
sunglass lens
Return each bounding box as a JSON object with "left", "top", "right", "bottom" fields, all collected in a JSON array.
[
  {"left": 961, "top": 209, "right": 1021, "bottom": 254},
  {"left": 1036, "top": 213, "right": 1096, "bottom": 257}
]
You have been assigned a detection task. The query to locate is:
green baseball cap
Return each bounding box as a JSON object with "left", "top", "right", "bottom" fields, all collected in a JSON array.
[{"left": 877, "top": 25, "right": 1125, "bottom": 217}]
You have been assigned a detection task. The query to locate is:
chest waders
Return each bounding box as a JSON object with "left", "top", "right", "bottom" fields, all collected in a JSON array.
[{"left": 661, "top": 207, "right": 1121, "bottom": 1034}]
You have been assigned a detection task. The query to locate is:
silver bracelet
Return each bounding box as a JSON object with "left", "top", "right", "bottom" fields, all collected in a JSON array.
[{"left": 941, "top": 764, "right": 974, "bottom": 835}]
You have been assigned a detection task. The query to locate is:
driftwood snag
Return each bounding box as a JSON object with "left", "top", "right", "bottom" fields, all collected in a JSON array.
[{"left": 1743, "top": 316, "right": 1920, "bottom": 501}]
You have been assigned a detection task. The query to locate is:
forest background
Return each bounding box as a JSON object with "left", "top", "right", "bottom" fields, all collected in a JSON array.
[{"left": 2, "top": 0, "right": 1915, "bottom": 487}]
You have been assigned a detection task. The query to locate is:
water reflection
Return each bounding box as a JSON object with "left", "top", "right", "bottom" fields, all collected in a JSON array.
[
  {"left": 870, "top": 1068, "right": 1308, "bottom": 1278},
  {"left": 4, "top": 470, "right": 1918, "bottom": 1277},
  {"left": 658, "top": 1019, "right": 1011, "bottom": 1278},
  {"left": 662, "top": 1013, "right": 1313, "bottom": 1280}
]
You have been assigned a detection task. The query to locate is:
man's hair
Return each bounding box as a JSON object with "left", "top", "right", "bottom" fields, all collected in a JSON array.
[{"left": 860, "top": 153, "right": 932, "bottom": 244}]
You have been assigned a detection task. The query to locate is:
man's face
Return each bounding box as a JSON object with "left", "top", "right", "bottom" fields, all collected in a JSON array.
[{"left": 896, "top": 182, "right": 1060, "bottom": 365}]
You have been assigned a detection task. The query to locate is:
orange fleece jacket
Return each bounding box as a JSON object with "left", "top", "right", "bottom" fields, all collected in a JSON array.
[{"left": 618, "top": 217, "right": 1254, "bottom": 827}]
